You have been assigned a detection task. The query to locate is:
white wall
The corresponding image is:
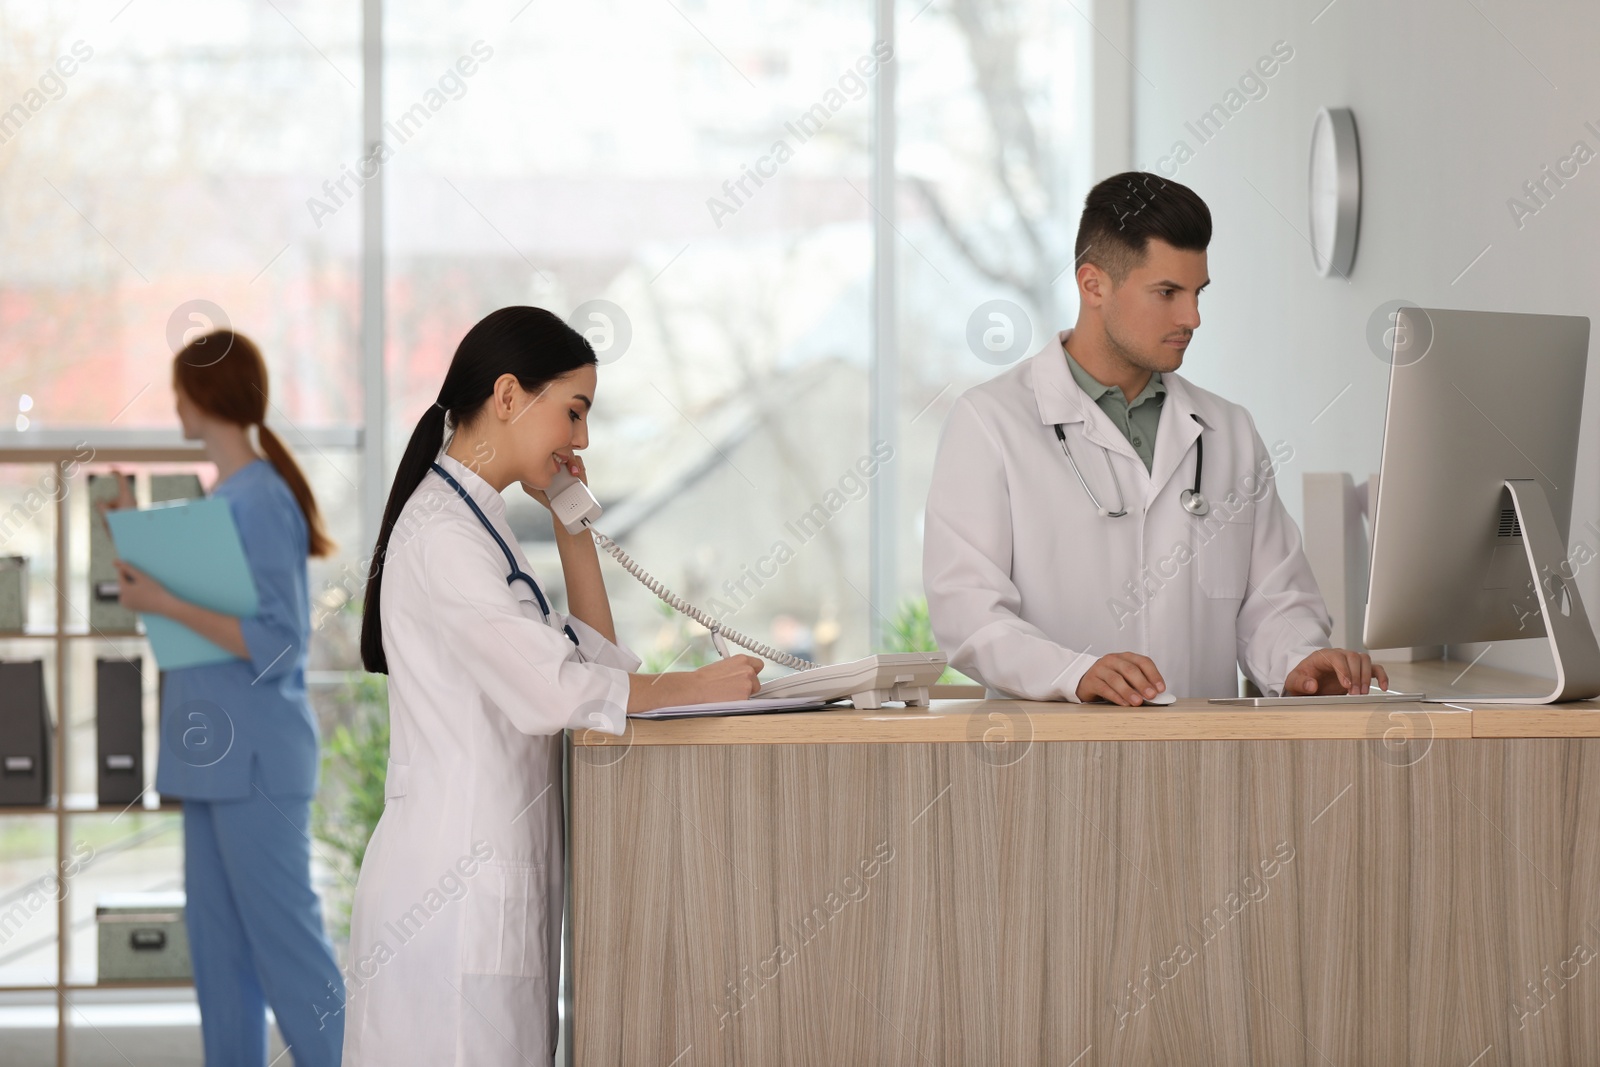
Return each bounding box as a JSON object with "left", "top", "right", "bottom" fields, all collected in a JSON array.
[{"left": 1127, "top": 0, "right": 1600, "bottom": 673}]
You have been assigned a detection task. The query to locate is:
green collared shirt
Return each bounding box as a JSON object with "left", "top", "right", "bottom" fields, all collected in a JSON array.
[{"left": 1063, "top": 349, "right": 1166, "bottom": 472}]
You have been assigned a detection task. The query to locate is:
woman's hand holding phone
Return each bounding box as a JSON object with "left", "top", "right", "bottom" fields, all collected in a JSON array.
[{"left": 523, "top": 454, "right": 584, "bottom": 512}]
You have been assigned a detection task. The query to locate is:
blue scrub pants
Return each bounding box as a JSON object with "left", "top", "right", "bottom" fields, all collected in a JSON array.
[{"left": 184, "top": 790, "right": 344, "bottom": 1066}]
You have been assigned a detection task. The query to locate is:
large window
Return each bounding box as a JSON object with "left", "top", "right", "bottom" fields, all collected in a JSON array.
[
  {"left": 1, "top": 0, "right": 1086, "bottom": 671},
  {"left": 0, "top": 0, "right": 1090, "bottom": 1028},
  {"left": 0, "top": 0, "right": 369, "bottom": 653},
  {"left": 384, "top": 0, "right": 877, "bottom": 665},
  {"left": 0, "top": 2, "right": 363, "bottom": 426},
  {"left": 378, "top": 0, "right": 1084, "bottom": 667},
  {"left": 893, "top": 0, "right": 1085, "bottom": 617},
  {"left": 0, "top": 0, "right": 368, "bottom": 1000}
]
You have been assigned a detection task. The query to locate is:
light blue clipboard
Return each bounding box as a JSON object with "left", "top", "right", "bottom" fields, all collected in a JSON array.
[{"left": 105, "top": 497, "right": 259, "bottom": 670}]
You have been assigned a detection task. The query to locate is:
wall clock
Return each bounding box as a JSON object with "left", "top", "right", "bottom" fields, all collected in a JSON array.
[{"left": 1309, "top": 106, "right": 1361, "bottom": 278}]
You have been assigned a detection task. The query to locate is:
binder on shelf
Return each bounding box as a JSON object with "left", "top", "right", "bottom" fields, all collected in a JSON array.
[
  {"left": 89, "top": 473, "right": 138, "bottom": 633},
  {"left": 97, "top": 657, "right": 144, "bottom": 806},
  {"left": 0, "top": 555, "right": 26, "bottom": 632},
  {"left": 105, "top": 497, "right": 258, "bottom": 670},
  {"left": 0, "top": 660, "right": 50, "bottom": 806},
  {"left": 150, "top": 473, "right": 203, "bottom": 504}
]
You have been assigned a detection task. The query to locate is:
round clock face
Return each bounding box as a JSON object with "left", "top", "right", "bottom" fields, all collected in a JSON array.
[{"left": 1309, "top": 110, "right": 1341, "bottom": 275}]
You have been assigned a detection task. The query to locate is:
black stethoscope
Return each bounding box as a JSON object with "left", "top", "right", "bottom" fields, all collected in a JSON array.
[
  {"left": 1053, "top": 414, "right": 1209, "bottom": 518},
  {"left": 430, "top": 462, "right": 580, "bottom": 648}
]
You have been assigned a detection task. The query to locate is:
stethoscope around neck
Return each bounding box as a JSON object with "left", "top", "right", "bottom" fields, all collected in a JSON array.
[
  {"left": 1053, "top": 414, "right": 1209, "bottom": 518},
  {"left": 430, "top": 461, "right": 580, "bottom": 648}
]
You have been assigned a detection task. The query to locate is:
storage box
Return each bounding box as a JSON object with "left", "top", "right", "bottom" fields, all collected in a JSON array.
[
  {"left": 96, "top": 658, "right": 144, "bottom": 806},
  {"left": 0, "top": 556, "right": 26, "bottom": 632},
  {"left": 150, "top": 474, "right": 203, "bottom": 504},
  {"left": 0, "top": 660, "right": 50, "bottom": 806},
  {"left": 89, "top": 473, "right": 137, "bottom": 633},
  {"left": 96, "top": 891, "right": 191, "bottom": 982}
]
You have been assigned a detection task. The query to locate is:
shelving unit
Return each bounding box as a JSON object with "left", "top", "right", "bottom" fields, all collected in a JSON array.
[{"left": 0, "top": 427, "right": 359, "bottom": 1065}]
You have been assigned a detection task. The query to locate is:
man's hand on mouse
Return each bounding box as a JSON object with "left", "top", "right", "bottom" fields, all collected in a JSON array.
[{"left": 1076, "top": 652, "right": 1168, "bottom": 706}]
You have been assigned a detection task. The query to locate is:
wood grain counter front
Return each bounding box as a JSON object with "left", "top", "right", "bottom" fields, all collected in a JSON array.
[{"left": 568, "top": 660, "right": 1600, "bottom": 1066}]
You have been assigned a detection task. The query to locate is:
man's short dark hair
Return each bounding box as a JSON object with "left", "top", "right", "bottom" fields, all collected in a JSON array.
[{"left": 1073, "top": 171, "right": 1212, "bottom": 284}]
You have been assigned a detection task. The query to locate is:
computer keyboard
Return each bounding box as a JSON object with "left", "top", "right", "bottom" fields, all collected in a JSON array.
[{"left": 1208, "top": 692, "right": 1423, "bottom": 706}]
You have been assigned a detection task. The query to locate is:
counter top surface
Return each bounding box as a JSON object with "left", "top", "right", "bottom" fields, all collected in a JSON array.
[{"left": 573, "top": 659, "right": 1600, "bottom": 747}]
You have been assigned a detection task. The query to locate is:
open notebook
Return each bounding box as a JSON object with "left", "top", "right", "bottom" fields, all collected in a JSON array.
[{"left": 631, "top": 696, "right": 831, "bottom": 720}]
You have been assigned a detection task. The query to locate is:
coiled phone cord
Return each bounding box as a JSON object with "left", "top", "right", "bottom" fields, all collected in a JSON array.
[{"left": 588, "top": 529, "right": 816, "bottom": 671}]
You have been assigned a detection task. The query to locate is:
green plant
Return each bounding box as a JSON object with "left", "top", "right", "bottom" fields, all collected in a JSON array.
[
  {"left": 313, "top": 672, "right": 390, "bottom": 942},
  {"left": 641, "top": 599, "right": 717, "bottom": 672},
  {"left": 879, "top": 597, "right": 966, "bottom": 684}
]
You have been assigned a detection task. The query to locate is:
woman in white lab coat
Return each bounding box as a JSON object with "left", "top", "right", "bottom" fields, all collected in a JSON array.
[{"left": 342, "top": 307, "right": 761, "bottom": 1065}]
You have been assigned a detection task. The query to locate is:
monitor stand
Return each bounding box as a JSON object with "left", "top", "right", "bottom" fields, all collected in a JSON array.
[{"left": 1431, "top": 479, "right": 1600, "bottom": 704}]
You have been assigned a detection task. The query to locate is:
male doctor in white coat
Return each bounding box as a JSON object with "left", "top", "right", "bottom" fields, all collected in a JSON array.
[{"left": 924, "top": 171, "right": 1387, "bottom": 704}]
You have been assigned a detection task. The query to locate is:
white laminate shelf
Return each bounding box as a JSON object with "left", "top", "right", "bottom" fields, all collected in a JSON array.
[{"left": 0, "top": 426, "right": 361, "bottom": 463}]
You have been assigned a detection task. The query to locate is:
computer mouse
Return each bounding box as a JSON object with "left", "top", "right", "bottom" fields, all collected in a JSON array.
[{"left": 1142, "top": 690, "right": 1176, "bottom": 706}]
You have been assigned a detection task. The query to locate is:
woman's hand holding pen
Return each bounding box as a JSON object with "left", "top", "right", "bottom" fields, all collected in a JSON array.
[
  {"left": 692, "top": 654, "right": 764, "bottom": 700},
  {"left": 626, "top": 655, "right": 763, "bottom": 713}
]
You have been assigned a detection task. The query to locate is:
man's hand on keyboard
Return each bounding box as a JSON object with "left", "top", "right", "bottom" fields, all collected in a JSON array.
[{"left": 1284, "top": 649, "right": 1389, "bottom": 696}]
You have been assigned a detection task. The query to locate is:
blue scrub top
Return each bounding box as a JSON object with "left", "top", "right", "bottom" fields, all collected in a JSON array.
[{"left": 155, "top": 459, "right": 320, "bottom": 800}]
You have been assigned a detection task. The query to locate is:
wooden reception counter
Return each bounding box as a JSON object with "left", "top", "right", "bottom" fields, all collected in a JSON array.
[{"left": 568, "top": 661, "right": 1600, "bottom": 1066}]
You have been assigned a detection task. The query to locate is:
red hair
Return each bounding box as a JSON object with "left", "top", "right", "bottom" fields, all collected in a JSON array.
[{"left": 172, "top": 330, "right": 335, "bottom": 558}]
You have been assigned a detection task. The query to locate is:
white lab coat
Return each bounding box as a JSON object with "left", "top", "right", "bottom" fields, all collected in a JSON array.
[
  {"left": 342, "top": 453, "right": 638, "bottom": 1066},
  {"left": 923, "top": 330, "right": 1331, "bottom": 700}
]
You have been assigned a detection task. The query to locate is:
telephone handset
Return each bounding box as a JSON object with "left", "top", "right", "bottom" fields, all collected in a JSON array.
[
  {"left": 546, "top": 466, "right": 605, "bottom": 539},
  {"left": 545, "top": 467, "right": 945, "bottom": 708}
]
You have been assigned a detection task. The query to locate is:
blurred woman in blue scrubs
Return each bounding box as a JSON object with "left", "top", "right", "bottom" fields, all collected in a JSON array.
[{"left": 110, "top": 329, "right": 345, "bottom": 1065}]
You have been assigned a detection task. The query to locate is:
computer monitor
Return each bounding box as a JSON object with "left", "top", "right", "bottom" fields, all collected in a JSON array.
[{"left": 1363, "top": 307, "right": 1600, "bottom": 703}]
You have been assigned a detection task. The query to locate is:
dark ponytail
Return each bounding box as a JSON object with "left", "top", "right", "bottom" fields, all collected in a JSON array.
[{"left": 360, "top": 307, "right": 598, "bottom": 674}]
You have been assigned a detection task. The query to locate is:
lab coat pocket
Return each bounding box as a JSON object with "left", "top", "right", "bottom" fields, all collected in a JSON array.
[
  {"left": 1195, "top": 509, "right": 1254, "bottom": 601},
  {"left": 460, "top": 861, "right": 549, "bottom": 980},
  {"left": 510, "top": 584, "right": 545, "bottom": 622},
  {"left": 456, "top": 974, "right": 550, "bottom": 1065}
]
